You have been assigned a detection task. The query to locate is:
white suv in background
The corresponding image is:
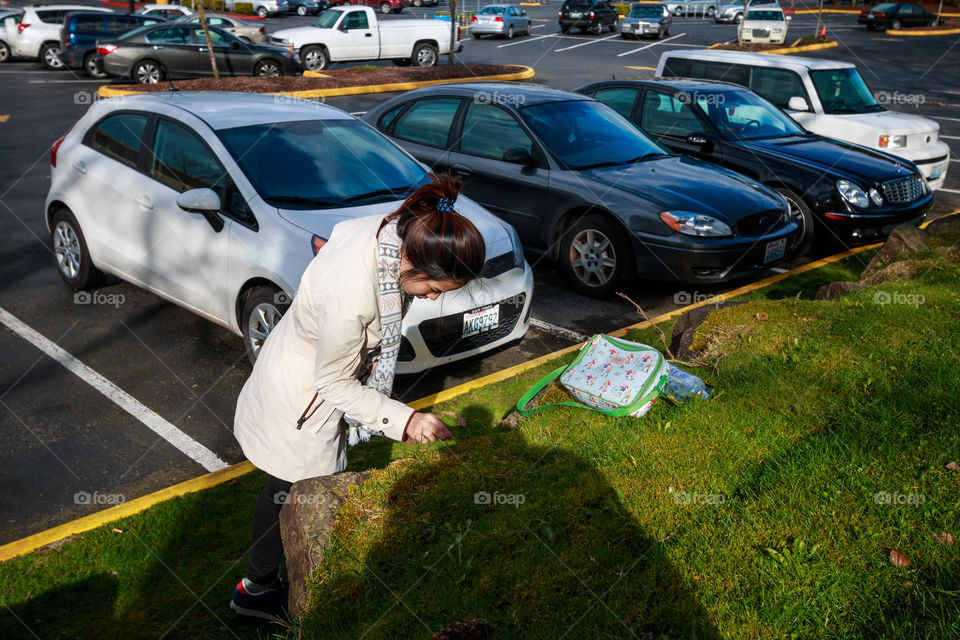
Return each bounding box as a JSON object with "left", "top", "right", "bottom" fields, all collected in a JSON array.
[
  {"left": 3, "top": 4, "right": 112, "bottom": 69},
  {"left": 657, "top": 50, "right": 951, "bottom": 190}
]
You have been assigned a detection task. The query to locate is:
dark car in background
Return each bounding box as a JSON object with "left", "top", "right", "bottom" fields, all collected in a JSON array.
[
  {"left": 60, "top": 11, "right": 166, "bottom": 77},
  {"left": 363, "top": 83, "right": 801, "bottom": 296},
  {"left": 96, "top": 22, "right": 300, "bottom": 83},
  {"left": 287, "top": 0, "right": 328, "bottom": 16},
  {"left": 858, "top": 2, "right": 938, "bottom": 30},
  {"left": 579, "top": 78, "right": 933, "bottom": 248},
  {"left": 558, "top": 0, "right": 619, "bottom": 35},
  {"left": 620, "top": 3, "right": 671, "bottom": 39}
]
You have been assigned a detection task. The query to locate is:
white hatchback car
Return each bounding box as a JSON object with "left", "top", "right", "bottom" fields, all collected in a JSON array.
[
  {"left": 46, "top": 93, "right": 533, "bottom": 372},
  {"left": 3, "top": 4, "right": 112, "bottom": 69}
]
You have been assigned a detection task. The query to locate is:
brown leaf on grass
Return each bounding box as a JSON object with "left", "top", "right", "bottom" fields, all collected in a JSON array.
[
  {"left": 744, "top": 428, "right": 755, "bottom": 435},
  {"left": 934, "top": 531, "right": 954, "bottom": 545},
  {"left": 889, "top": 549, "right": 911, "bottom": 567},
  {"left": 658, "top": 533, "right": 676, "bottom": 545},
  {"left": 755, "top": 312, "right": 768, "bottom": 321},
  {"left": 946, "top": 461, "right": 960, "bottom": 472},
  {"left": 437, "top": 411, "right": 468, "bottom": 428},
  {"left": 801, "top": 317, "right": 817, "bottom": 322}
]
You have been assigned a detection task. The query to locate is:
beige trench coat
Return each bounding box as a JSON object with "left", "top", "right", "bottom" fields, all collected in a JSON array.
[{"left": 234, "top": 214, "right": 414, "bottom": 483}]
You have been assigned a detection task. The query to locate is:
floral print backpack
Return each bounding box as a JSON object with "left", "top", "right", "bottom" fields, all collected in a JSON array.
[{"left": 517, "top": 335, "right": 667, "bottom": 418}]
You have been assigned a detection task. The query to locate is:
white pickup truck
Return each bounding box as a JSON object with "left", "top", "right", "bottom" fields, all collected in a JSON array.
[{"left": 270, "top": 6, "right": 461, "bottom": 71}]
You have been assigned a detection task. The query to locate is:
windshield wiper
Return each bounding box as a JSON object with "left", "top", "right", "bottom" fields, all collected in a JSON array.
[
  {"left": 576, "top": 153, "right": 669, "bottom": 171},
  {"left": 340, "top": 186, "right": 416, "bottom": 204},
  {"left": 264, "top": 195, "right": 339, "bottom": 208}
]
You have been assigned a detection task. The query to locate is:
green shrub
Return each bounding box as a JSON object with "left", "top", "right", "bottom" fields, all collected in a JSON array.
[
  {"left": 232, "top": 2, "right": 255, "bottom": 14},
  {"left": 614, "top": 3, "right": 632, "bottom": 15}
]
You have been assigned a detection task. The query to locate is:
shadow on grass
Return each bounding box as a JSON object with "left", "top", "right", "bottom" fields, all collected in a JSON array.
[{"left": 294, "top": 404, "right": 720, "bottom": 639}]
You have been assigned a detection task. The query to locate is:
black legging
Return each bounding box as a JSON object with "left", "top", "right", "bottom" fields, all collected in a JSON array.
[{"left": 246, "top": 473, "right": 293, "bottom": 585}]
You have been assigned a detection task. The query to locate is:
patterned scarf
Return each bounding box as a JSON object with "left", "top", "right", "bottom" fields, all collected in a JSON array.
[{"left": 345, "top": 219, "right": 408, "bottom": 446}]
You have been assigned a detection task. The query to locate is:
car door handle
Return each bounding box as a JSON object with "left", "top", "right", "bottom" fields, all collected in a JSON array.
[
  {"left": 365, "top": 33, "right": 372, "bottom": 37},
  {"left": 198, "top": 47, "right": 207, "bottom": 52},
  {"left": 153, "top": 45, "right": 165, "bottom": 50},
  {"left": 135, "top": 195, "right": 154, "bottom": 210},
  {"left": 72, "top": 161, "right": 87, "bottom": 175},
  {"left": 452, "top": 163, "right": 473, "bottom": 176}
]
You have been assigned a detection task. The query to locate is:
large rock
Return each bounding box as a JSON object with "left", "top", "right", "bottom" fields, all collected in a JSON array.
[
  {"left": 861, "top": 224, "right": 929, "bottom": 280},
  {"left": 815, "top": 280, "right": 864, "bottom": 301},
  {"left": 860, "top": 259, "right": 935, "bottom": 286},
  {"left": 669, "top": 301, "right": 746, "bottom": 360},
  {"left": 279, "top": 470, "right": 369, "bottom": 619}
]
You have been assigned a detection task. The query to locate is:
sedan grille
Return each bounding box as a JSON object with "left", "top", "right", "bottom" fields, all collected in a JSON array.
[
  {"left": 752, "top": 28, "right": 771, "bottom": 37},
  {"left": 418, "top": 294, "right": 525, "bottom": 358},
  {"left": 738, "top": 210, "right": 784, "bottom": 236},
  {"left": 881, "top": 176, "right": 923, "bottom": 204}
]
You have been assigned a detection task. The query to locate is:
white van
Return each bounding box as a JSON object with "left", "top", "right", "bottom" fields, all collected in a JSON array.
[{"left": 656, "top": 50, "right": 949, "bottom": 190}]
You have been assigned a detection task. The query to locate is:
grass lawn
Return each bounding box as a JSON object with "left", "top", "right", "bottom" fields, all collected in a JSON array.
[{"left": 2, "top": 242, "right": 958, "bottom": 639}]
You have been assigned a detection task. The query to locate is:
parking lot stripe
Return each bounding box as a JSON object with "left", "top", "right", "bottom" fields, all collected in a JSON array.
[
  {"left": 0, "top": 306, "right": 229, "bottom": 473},
  {"left": 498, "top": 33, "right": 556, "bottom": 47},
  {"left": 530, "top": 318, "right": 590, "bottom": 342},
  {"left": 617, "top": 33, "right": 686, "bottom": 57},
  {"left": 941, "top": 135, "right": 960, "bottom": 140},
  {"left": 940, "top": 187, "right": 960, "bottom": 194},
  {"left": 553, "top": 33, "right": 621, "bottom": 52},
  {"left": 931, "top": 116, "right": 960, "bottom": 123}
]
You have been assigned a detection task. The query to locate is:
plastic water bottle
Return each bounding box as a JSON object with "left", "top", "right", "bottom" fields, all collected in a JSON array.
[{"left": 665, "top": 363, "right": 711, "bottom": 402}]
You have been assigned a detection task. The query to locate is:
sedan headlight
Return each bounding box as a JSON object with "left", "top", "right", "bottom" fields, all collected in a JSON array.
[
  {"left": 506, "top": 220, "right": 526, "bottom": 269},
  {"left": 837, "top": 179, "right": 870, "bottom": 208},
  {"left": 659, "top": 211, "right": 733, "bottom": 237}
]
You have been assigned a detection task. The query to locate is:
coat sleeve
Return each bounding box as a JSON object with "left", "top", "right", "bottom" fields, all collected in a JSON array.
[{"left": 310, "top": 284, "right": 414, "bottom": 442}]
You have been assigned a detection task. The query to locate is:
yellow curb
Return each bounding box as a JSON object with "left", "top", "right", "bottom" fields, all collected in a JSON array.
[
  {"left": 96, "top": 66, "right": 536, "bottom": 101},
  {"left": 518, "top": 2, "right": 542, "bottom": 5},
  {"left": 0, "top": 461, "right": 254, "bottom": 562},
  {"left": 4, "top": 209, "right": 955, "bottom": 563},
  {"left": 624, "top": 65, "right": 656, "bottom": 71},
  {"left": 789, "top": 8, "right": 861, "bottom": 14},
  {"left": 763, "top": 41, "right": 839, "bottom": 54},
  {"left": 303, "top": 70, "right": 331, "bottom": 78},
  {"left": 887, "top": 27, "right": 960, "bottom": 35}
]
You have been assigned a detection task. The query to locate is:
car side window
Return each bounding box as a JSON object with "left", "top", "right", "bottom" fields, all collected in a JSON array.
[
  {"left": 147, "top": 27, "right": 192, "bottom": 44},
  {"left": 151, "top": 120, "right": 226, "bottom": 194},
  {"left": 343, "top": 11, "right": 369, "bottom": 29},
  {"left": 391, "top": 99, "right": 460, "bottom": 148},
  {"left": 76, "top": 17, "right": 104, "bottom": 35},
  {"left": 90, "top": 113, "right": 149, "bottom": 168},
  {"left": 108, "top": 17, "right": 139, "bottom": 35},
  {"left": 661, "top": 57, "right": 692, "bottom": 77},
  {"left": 459, "top": 102, "right": 533, "bottom": 161},
  {"left": 640, "top": 91, "right": 701, "bottom": 138},
  {"left": 195, "top": 27, "right": 233, "bottom": 45},
  {"left": 691, "top": 60, "right": 750, "bottom": 87},
  {"left": 748, "top": 68, "right": 808, "bottom": 109},
  {"left": 208, "top": 17, "right": 227, "bottom": 26},
  {"left": 591, "top": 88, "right": 639, "bottom": 121}
]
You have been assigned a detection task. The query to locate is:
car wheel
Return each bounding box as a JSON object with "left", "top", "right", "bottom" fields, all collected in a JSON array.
[
  {"left": 561, "top": 25, "right": 570, "bottom": 33},
  {"left": 257, "top": 6, "right": 269, "bottom": 17},
  {"left": 83, "top": 51, "right": 107, "bottom": 78},
  {"left": 891, "top": 19, "right": 902, "bottom": 30},
  {"left": 414, "top": 0, "right": 423, "bottom": 5},
  {"left": 297, "top": 4, "right": 307, "bottom": 15},
  {"left": 380, "top": 1, "right": 391, "bottom": 13},
  {"left": 40, "top": 42, "right": 63, "bottom": 70},
  {"left": 505, "top": 24, "right": 514, "bottom": 39},
  {"left": 254, "top": 59, "right": 282, "bottom": 77},
  {"left": 0, "top": 41, "right": 10, "bottom": 63},
  {"left": 342, "top": 0, "right": 351, "bottom": 4},
  {"left": 610, "top": 19, "right": 619, "bottom": 33},
  {"left": 50, "top": 208, "right": 104, "bottom": 290},
  {"left": 133, "top": 59, "right": 164, "bottom": 84},
  {"left": 866, "top": 23, "right": 877, "bottom": 31},
  {"left": 673, "top": 8, "right": 683, "bottom": 16},
  {"left": 241, "top": 285, "right": 290, "bottom": 365},
  {"left": 664, "top": 26, "right": 670, "bottom": 37},
  {"left": 559, "top": 215, "right": 631, "bottom": 298},
  {"left": 592, "top": 21, "right": 603, "bottom": 35},
  {"left": 301, "top": 45, "right": 328, "bottom": 71},
  {"left": 735, "top": 13, "right": 743, "bottom": 24},
  {"left": 775, "top": 187, "right": 815, "bottom": 254},
  {"left": 412, "top": 42, "right": 438, "bottom": 67},
  {"left": 525, "top": 21, "right": 531, "bottom": 35},
  {"left": 707, "top": 5, "right": 716, "bottom": 17}
]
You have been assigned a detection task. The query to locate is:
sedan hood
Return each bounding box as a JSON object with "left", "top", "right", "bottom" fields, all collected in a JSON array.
[
  {"left": 585, "top": 156, "right": 783, "bottom": 222},
  {"left": 740, "top": 135, "right": 920, "bottom": 183}
]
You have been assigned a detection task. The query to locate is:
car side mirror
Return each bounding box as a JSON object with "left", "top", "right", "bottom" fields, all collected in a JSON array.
[
  {"left": 787, "top": 96, "right": 809, "bottom": 112},
  {"left": 502, "top": 147, "right": 534, "bottom": 166},
  {"left": 231, "top": 39, "right": 240, "bottom": 48},
  {"left": 685, "top": 133, "right": 712, "bottom": 146},
  {"left": 338, "top": 22, "right": 348, "bottom": 31},
  {"left": 177, "top": 188, "right": 224, "bottom": 232},
  {"left": 786, "top": 15, "right": 792, "bottom": 21}
]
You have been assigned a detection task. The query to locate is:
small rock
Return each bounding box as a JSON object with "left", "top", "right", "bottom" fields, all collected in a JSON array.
[
  {"left": 433, "top": 618, "right": 492, "bottom": 640},
  {"left": 499, "top": 411, "right": 522, "bottom": 431},
  {"left": 947, "top": 461, "right": 960, "bottom": 473},
  {"left": 934, "top": 531, "right": 954, "bottom": 545},
  {"left": 859, "top": 259, "right": 934, "bottom": 286},
  {"left": 889, "top": 549, "right": 911, "bottom": 567},
  {"left": 815, "top": 281, "right": 863, "bottom": 301},
  {"left": 755, "top": 312, "right": 768, "bottom": 321},
  {"left": 862, "top": 225, "right": 929, "bottom": 280}
]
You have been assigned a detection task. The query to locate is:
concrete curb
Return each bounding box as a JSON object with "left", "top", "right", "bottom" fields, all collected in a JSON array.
[
  {"left": 96, "top": 65, "right": 536, "bottom": 100},
  {"left": 706, "top": 41, "right": 839, "bottom": 53}
]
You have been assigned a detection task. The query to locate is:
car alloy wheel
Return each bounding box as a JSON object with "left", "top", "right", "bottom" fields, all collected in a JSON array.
[
  {"left": 301, "top": 45, "right": 328, "bottom": 71},
  {"left": 0, "top": 41, "right": 9, "bottom": 63},
  {"left": 414, "top": 0, "right": 423, "bottom": 5},
  {"left": 41, "top": 43, "right": 63, "bottom": 70},
  {"left": 891, "top": 19, "right": 902, "bottom": 30},
  {"left": 560, "top": 215, "right": 630, "bottom": 297},
  {"left": 707, "top": 6, "right": 716, "bottom": 16},
  {"left": 570, "top": 229, "right": 615, "bottom": 285},
  {"left": 506, "top": 24, "right": 514, "bottom": 38},
  {"left": 735, "top": 13, "right": 743, "bottom": 23},
  {"left": 297, "top": 4, "right": 307, "bottom": 15},
  {"left": 50, "top": 209, "right": 104, "bottom": 289},
  {"left": 380, "top": 1, "right": 391, "bottom": 13},
  {"left": 84, "top": 52, "right": 106, "bottom": 78},
  {"left": 134, "top": 60, "right": 163, "bottom": 84},
  {"left": 412, "top": 42, "right": 437, "bottom": 67},
  {"left": 775, "top": 187, "right": 815, "bottom": 254},
  {"left": 257, "top": 6, "right": 269, "bottom": 17},
  {"left": 593, "top": 21, "right": 603, "bottom": 35},
  {"left": 242, "top": 286, "right": 290, "bottom": 364},
  {"left": 255, "top": 59, "right": 281, "bottom": 77}
]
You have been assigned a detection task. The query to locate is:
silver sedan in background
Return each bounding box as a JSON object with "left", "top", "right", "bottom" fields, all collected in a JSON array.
[
  {"left": 181, "top": 14, "right": 267, "bottom": 43},
  {"left": 470, "top": 4, "right": 532, "bottom": 39}
]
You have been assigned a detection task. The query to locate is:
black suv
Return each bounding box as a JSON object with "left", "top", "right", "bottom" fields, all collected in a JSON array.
[{"left": 558, "top": 0, "right": 619, "bottom": 35}]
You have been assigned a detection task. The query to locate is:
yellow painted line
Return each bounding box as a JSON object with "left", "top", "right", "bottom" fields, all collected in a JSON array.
[
  {"left": 625, "top": 66, "right": 656, "bottom": 71},
  {"left": 302, "top": 70, "right": 331, "bottom": 78},
  {"left": 788, "top": 9, "right": 862, "bottom": 14},
  {"left": 4, "top": 209, "right": 955, "bottom": 562},
  {"left": 763, "top": 41, "right": 839, "bottom": 54},
  {"left": 97, "top": 66, "right": 536, "bottom": 101},
  {"left": 0, "top": 115, "right": 9, "bottom": 123},
  {"left": 887, "top": 27, "right": 960, "bottom": 36},
  {"left": 0, "top": 461, "right": 254, "bottom": 562}
]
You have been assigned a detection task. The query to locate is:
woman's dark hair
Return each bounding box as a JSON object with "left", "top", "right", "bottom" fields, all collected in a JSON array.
[{"left": 387, "top": 173, "right": 486, "bottom": 286}]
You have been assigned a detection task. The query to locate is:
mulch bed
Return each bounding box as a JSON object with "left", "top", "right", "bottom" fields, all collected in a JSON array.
[
  {"left": 109, "top": 64, "right": 527, "bottom": 93},
  {"left": 714, "top": 37, "right": 832, "bottom": 52}
]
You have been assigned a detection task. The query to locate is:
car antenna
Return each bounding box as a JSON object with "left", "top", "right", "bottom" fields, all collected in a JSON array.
[{"left": 168, "top": 79, "right": 179, "bottom": 92}]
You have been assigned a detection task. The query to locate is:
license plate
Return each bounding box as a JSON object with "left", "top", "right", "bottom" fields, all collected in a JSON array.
[
  {"left": 462, "top": 305, "right": 499, "bottom": 338},
  {"left": 930, "top": 164, "right": 944, "bottom": 179},
  {"left": 764, "top": 238, "right": 786, "bottom": 263},
  {"left": 570, "top": 11, "right": 582, "bottom": 17}
]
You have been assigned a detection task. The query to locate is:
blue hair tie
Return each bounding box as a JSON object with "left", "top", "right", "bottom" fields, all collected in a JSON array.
[{"left": 436, "top": 198, "right": 455, "bottom": 213}]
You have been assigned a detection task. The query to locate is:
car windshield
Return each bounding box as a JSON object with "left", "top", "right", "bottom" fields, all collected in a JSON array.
[
  {"left": 519, "top": 100, "right": 669, "bottom": 170},
  {"left": 745, "top": 10, "right": 783, "bottom": 19},
  {"left": 872, "top": 3, "right": 899, "bottom": 11},
  {"left": 628, "top": 6, "right": 661, "bottom": 17},
  {"left": 809, "top": 67, "right": 883, "bottom": 114},
  {"left": 313, "top": 8, "right": 342, "bottom": 28},
  {"left": 217, "top": 120, "right": 431, "bottom": 210},
  {"left": 694, "top": 89, "right": 805, "bottom": 140},
  {"left": 479, "top": 6, "right": 506, "bottom": 14}
]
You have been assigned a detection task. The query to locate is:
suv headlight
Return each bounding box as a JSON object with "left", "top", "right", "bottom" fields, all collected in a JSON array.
[
  {"left": 659, "top": 211, "right": 733, "bottom": 237},
  {"left": 837, "top": 179, "right": 870, "bottom": 208}
]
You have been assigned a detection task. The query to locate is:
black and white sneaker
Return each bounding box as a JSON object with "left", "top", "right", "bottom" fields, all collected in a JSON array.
[{"left": 229, "top": 577, "right": 289, "bottom": 623}]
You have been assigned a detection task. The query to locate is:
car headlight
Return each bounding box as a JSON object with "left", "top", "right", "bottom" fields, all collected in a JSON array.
[
  {"left": 505, "top": 220, "right": 526, "bottom": 269},
  {"left": 772, "top": 28, "right": 783, "bottom": 32},
  {"left": 837, "top": 179, "right": 870, "bottom": 208},
  {"left": 659, "top": 211, "right": 733, "bottom": 237},
  {"left": 878, "top": 134, "right": 907, "bottom": 148}
]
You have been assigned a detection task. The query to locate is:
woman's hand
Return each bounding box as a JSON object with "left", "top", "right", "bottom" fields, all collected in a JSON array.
[{"left": 403, "top": 412, "right": 453, "bottom": 444}]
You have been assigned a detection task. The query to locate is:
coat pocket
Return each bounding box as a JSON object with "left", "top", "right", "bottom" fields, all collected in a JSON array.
[{"left": 296, "top": 392, "right": 324, "bottom": 430}]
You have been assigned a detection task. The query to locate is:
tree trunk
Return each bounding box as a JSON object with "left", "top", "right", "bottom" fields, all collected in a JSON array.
[
  {"left": 448, "top": 0, "right": 458, "bottom": 66},
  {"left": 815, "top": 0, "right": 824, "bottom": 37},
  {"left": 128, "top": 0, "right": 136, "bottom": 13},
  {"left": 937, "top": 0, "right": 944, "bottom": 24},
  {"left": 197, "top": 3, "right": 220, "bottom": 80}
]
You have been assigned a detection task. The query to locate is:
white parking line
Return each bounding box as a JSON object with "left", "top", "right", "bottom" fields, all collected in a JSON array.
[
  {"left": 532, "top": 24, "right": 546, "bottom": 28},
  {"left": 769, "top": 267, "right": 790, "bottom": 274},
  {"left": 941, "top": 135, "right": 960, "bottom": 140},
  {"left": 0, "top": 306, "right": 229, "bottom": 473},
  {"left": 617, "top": 33, "right": 686, "bottom": 57},
  {"left": 553, "top": 33, "right": 621, "bottom": 52},
  {"left": 498, "top": 33, "right": 556, "bottom": 47},
  {"left": 530, "top": 318, "right": 589, "bottom": 342},
  {"left": 29, "top": 79, "right": 106, "bottom": 84},
  {"left": 939, "top": 187, "right": 960, "bottom": 194},
  {"left": 931, "top": 116, "right": 960, "bottom": 123}
]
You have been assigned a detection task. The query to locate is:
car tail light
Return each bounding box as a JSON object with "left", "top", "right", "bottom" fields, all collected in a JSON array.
[
  {"left": 590, "top": 11, "right": 595, "bottom": 19},
  {"left": 97, "top": 44, "right": 118, "bottom": 55},
  {"left": 311, "top": 235, "right": 327, "bottom": 255},
  {"left": 495, "top": 16, "right": 503, "bottom": 22},
  {"left": 260, "top": 26, "right": 265, "bottom": 33},
  {"left": 878, "top": 135, "right": 889, "bottom": 148},
  {"left": 875, "top": 12, "right": 886, "bottom": 18},
  {"left": 558, "top": 11, "right": 562, "bottom": 18},
  {"left": 471, "top": 15, "right": 477, "bottom": 22},
  {"left": 51, "top": 136, "right": 65, "bottom": 168},
  {"left": 18, "top": 23, "right": 29, "bottom": 33},
  {"left": 457, "top": 25, "right": 462, "bottom": 40}
]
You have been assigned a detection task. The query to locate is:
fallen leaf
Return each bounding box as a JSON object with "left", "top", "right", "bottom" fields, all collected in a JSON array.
[
  {"left": 755, "top": 312, "right": 768, "bottom": 321},
  {"left": 947, "top": 461, "right": 960, "bottom": 473},
  {"left": 744, "top": 428, "right": 755, "bottom": 435},
  {"left": 112, "top": 528, "right": 123, "bottom": 534},
  {"left": 934, "top": 531, "right": 954, "bottom": 545},
  {"left": 658, "top": 533, "right": 676, "bottom": 545},
  {"left": 801, "top": 317, "right": 817, "bottom": 322},
  {"left": 889, "top": 549, "right": 911, "bottom": 567}
]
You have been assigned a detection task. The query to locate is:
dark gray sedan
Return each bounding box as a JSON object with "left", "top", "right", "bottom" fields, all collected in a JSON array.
[
  {"left": 363, "top": 83, "right": 801, "bottom": 297},
  {"left": 96, "top": 22, "right": 300, "bottom": 83},
  {"left": 620, "top": 3, "right": 672, "bottom": 39}
]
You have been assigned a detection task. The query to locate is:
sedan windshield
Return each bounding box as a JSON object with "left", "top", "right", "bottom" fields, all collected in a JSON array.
[
  {"left": 520, "top": 100, "right": 668, "bottom": 170},
  {"left": 628, "top": 6, "right": 662, "bottom": 17},
  {"left": 696, "top": 90, "right": 805, "bottom": 140},
  {"left": 745, "top": 10, "right": 783, "bottom": 19},
  {"left": 313, "top": 8, "right": 342, "bottom": 28},
  {"left": 217, "top": 120, "right": 430, "bottom": 209},
  {"left": 809, "top": 67, "right": 883, "bottom": 114}
]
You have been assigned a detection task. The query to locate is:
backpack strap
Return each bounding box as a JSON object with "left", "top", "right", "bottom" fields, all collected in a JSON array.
[{"left": 516, "top": 364, "right": 595, "bottom": 415}]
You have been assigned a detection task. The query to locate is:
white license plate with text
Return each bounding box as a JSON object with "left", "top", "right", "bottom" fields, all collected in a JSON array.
[
  {"left": 764, "top": 238, "right": 786, "bottom": 263},
  {"left": 462, "top": 305, "right": 499, "bottom": 338}
]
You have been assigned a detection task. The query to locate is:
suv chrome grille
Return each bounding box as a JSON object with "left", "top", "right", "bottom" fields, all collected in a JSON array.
[{"left": 881, "top": 176, "right": 923, "bottom": 204}]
